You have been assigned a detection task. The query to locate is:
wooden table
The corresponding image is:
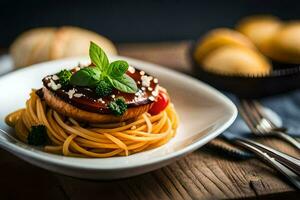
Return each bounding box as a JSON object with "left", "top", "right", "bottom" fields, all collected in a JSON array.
[{"left": 1, "top": 42, "right": 299, "bottom": 199}]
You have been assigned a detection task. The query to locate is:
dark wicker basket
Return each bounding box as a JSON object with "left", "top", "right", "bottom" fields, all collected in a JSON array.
[{"left": 190, "top": 42, "right": 300, "bottom": 99}]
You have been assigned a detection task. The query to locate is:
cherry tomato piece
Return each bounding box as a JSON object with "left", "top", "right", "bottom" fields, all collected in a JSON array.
[{"left": 148, "top": 91, "right": 169, "bottom": 115}]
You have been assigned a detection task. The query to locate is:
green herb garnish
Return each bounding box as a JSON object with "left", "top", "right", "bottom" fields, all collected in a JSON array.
[
  {"left": 57, "top": 69, "right": 72, "bottom": 87},
  {"left": 70, "top": 42, "right": 138, "bottom": 93},
  {"left": 70, "top": 67, "right": 101, "bottom": 87},
  {"left": 108, "top": 98, "right": 127, "bottom": 116},
  {"left": 96, "top": 80, "right": 113, "bottom": 97},
  {"left": 27, "top": 125, "right": 48, "bottom": 146}
]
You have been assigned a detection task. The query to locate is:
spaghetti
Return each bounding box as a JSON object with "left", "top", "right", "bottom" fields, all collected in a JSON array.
[{"left": 5, "top": 90, "right": 179, "bottom": 158}]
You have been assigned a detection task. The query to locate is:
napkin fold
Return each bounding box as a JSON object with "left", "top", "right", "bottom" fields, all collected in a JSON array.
[{"left": 207, "top": 91, "right": 300, "bottom": 159}]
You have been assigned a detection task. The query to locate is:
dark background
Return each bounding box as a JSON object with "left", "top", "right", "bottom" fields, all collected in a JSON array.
[{"left": 1, "top": 0, "right": 300, "bottom": 47}]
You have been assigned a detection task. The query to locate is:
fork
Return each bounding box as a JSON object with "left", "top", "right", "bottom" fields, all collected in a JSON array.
[
  {"left": 239, "top": 99, "right": 300, "bottom": 150},
  {"left": 239, "top": 100, "right": 300, "bottom": 149},
  {"left": 234, "top": 137, "right": 300, "bottom": 189},
  {"left": 235, "top": 137, "right": 300, "bottom": 175}
]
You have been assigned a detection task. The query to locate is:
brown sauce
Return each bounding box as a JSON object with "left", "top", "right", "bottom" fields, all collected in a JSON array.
[{"left": 42, "top": 66, "right": 159, "bottom": 114}]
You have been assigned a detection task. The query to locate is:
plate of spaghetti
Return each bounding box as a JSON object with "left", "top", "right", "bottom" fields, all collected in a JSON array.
[{"left": 0, "top": 42, "right": 237, "bottom": 179}]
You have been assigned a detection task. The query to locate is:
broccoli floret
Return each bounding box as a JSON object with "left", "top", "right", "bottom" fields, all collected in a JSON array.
[
  {"left": 96, "top": 80, "right": 113, "bottom": 97},
  {"left": 57, "top": 69, "right": 72, "bottom": 87},
  {"left": 108, "top": 98, "right": 127, "bottom": 116},
  {"left": 27, "top": 125, "right": 48, "bottom": 146}
]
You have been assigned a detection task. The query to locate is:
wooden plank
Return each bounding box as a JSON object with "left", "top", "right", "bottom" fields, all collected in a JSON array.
[
  {"left": 0, "top": 149, "right": 67, "bottom": 200},
  {"left": 56, "top": 175, "right": 128, "bottom": 200},
  {"left": 118, "top": 41, "right": 192, "bottom": 74},
  {"left": 54, "top": 141, "right": 297, "bottom": 199},
  {"left": 0, "top": 139, "right": 297, "bottom": 199}
]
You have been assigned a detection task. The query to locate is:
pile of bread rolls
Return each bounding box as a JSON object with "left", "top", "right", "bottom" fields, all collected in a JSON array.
[
  {"left": 194, "top": 15, "right": 300, "bottom": 76},
  {"left": 10, "top": 26, "right": 117, "bottom": 68}
]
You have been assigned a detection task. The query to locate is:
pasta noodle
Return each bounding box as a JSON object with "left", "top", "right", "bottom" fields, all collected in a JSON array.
[{"left": 5, "top": 90, "right": 179, "bottom": 158}]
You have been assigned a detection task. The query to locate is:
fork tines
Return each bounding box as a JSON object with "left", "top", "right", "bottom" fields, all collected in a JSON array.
[{"left": 239, "top": 99, "right": 274, "bottom": 135}]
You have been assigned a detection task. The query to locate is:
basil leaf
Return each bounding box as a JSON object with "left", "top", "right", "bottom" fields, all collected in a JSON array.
[
  {"left": 108, "top": 74, "right": 138, "bottom": 93},
  {"left": 89, "top": 41, "right": 109, "bottom": 71},
  {"left": 107, "top": 60, "right": 129, "bottom": 77},
  {"left": 70, "top": 67, "right": 101, "bottom": 87}
]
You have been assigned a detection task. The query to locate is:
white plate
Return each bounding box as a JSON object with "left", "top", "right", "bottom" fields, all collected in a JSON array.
[
  {"left": 0, "top": 54, "right": 14, "bottom": 75},
  {"left": 0, "top": 56, "right": 237, "bottom": 179}
]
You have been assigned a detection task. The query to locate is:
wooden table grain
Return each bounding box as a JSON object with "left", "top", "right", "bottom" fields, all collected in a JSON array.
[{"left": 1, "top": 42, "right": 299, "bottom": 200}]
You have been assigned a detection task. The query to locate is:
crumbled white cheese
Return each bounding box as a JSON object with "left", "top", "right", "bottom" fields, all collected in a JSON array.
[
  {"left": 67, "top": 88, "right": 76, "bottom": 99},
  {"left": 134, "top": 89, "right": 144, "bottom": 100},
  {"left": 52, "top": 75, "right": 59, "bottom": 81},
  {"left": 141, "top": 87, "right": 146, "bottom": 91},
  {"left": 147, "top": 87, "right": 153, "bottom": 91},
  {"left": 152, "top": 91, "right": 158, "bottom": 97},
  {"left": 141, "top": 75, "right": 153, "bottom": 87},
  {"left": 55, "top": 84, "right": 62, "bottom": 90},
  {"left": 149, "top": 96, "right": 155, "bottom": 101},
  {"left": 74, "top": 93, "right": 84, "bottom": 98},
  {"left": 140, "top": 71, "right": 145, "bottom": 76},
  {"left": 153, "top": 78, "right": 158, "bottom": 83},
  {"left": 47, "top": 79, "right": 61, "bottom": 91},
  {"left": 152, "top": 86, "right": 159, "bottom": 97},
  {"left": 128, "top": 66, "right": 135, "bottom": 74},
  {"left": 135, "top": 90, "right": 143, "bottom": 97},
  {"left": 111, "top": 94, "right": 116, "bottom": 98},
  {"left": 137, "top": 81, "right": 141, "bottom": 84},
  {"left": 97, "top": 98, "right": 105, "bottom": 104}
]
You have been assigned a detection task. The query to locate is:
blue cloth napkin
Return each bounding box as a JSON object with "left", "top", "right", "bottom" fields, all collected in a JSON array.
[
  {"left": 214, "top": 90, "right": 300, "bottom": 158},
  {"left": 223, "top": 90, "right": 300, "bottom": 140}
]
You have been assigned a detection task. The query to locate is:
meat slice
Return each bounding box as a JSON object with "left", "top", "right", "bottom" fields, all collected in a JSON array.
[{"left": 43, "top": 87, "right": 153, "bottom": 123}]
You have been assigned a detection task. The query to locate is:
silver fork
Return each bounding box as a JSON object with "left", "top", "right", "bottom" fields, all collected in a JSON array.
[
  {"left": 234, "top": 137, "right": 300, "bottom": 189},
  {"left": 239, "top": 99, "right": 300, "bottom": 150},
  {"left": 234, "top": 137, "right": 300, "bottom": 175}
]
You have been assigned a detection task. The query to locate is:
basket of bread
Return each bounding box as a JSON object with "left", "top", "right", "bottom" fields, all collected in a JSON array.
[{"left": 191, "top": 15, "right": 300, "bottom": 98}]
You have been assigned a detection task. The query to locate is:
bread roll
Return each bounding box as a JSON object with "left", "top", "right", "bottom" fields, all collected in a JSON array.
[
  {"left": 202, "top": 45, "right": 271, "bottom": 76},
  {"left": 264, "top": 22, "right": 300, "bottom": 63},
  {"left": 10, "top": 28, "right": 56, "bottom": 67},
  {"left": 10, "top": 26, "right": 117, "bottom": 68},
  {"left": 193, "top": 28, "right": 256, "bottom": 65},
  {"left": 236, "top": 15, "right": 282, "bottom": 53}
]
